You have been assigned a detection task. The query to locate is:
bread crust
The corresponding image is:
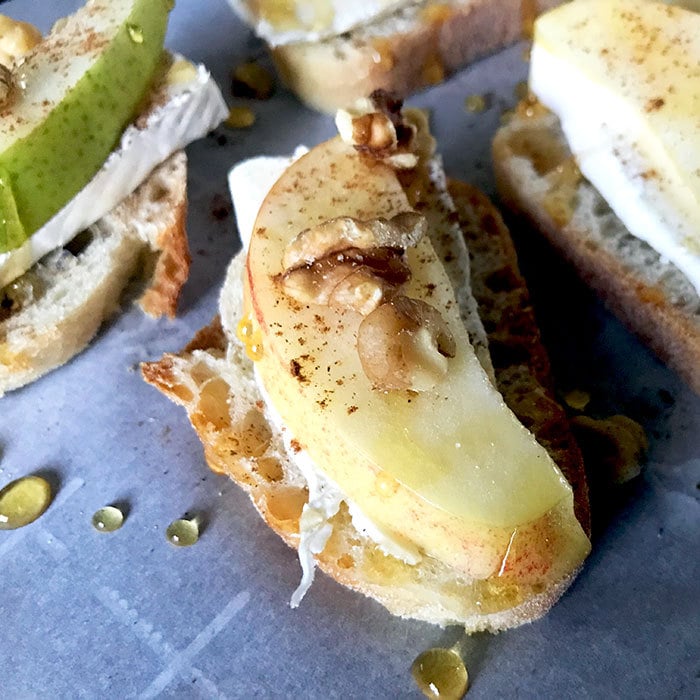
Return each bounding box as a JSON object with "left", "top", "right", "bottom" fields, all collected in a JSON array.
[
  {"left": 143, "top": 178, "right": 588, "bottom": 630},
  {"left": 0, "top": 151, "right": 189, "bottom": 396},
  {"left": 493, "top": 107, "right": 700, "bottom": 394},
  {"left": 271, "top": 0, "right": 562, "bottom": 112}
]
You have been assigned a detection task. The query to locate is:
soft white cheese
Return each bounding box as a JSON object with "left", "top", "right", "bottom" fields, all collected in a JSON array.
[
  {"left": 228, "top": 147, "right": 309, "bottom": 251},
  {"left": 228, "top": 0, "right": 413, "bottom": 45},
  {"left": 229, "top": 152, "right": 424, "bottom": 605},
  {"left": 529, "top": 0, "right": 700, "bottom": 294},
  {"left": 0, "top": 59, "right": 228, "bottom": 289}
]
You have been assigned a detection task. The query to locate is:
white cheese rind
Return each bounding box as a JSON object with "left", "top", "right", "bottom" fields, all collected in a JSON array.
[
  {"left": 529, "top": 0, "right": 700, "bottom": 294},
  {"left": 228, "top": 147, "right": 309, "bottom": 251},
  {"left": 0, "top": 62, "right": 228, "bottom": 289}
]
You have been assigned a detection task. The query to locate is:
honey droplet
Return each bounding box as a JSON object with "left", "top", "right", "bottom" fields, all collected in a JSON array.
[
  {"left": 246, "top": 342, "right": 264, "bottom": 361},
  {"left": 127, "top": 23, "right": 144, "bottom": 44},
  {"left": 92, "top": 506, "right": 124, "bottom": 533},
  {"left": 166, "top": 517, "right": 199, "bottom": 547},
  {"left": 236, "top": 314, "right": 264, "bottom": 361},
  {"left": 0, "top": 475, "right": 52, "bottom": 530},
  {"left": 232, "top": 61, "right": 274, "bottom": 100},
  {"left": 412, "top": 647, "right": 469, "bottom": 699},
  {"left": 236, "top": 315, "right": 254, "bottom": 343},
  {"left": 564, "top": 389, "right": 591, "bottom": 412},
  {"left": 225, "top": 106, "right": 256, "bottom": 129},
  {"left": 464, "top": 94, "right": 487, "bottom": 113}
]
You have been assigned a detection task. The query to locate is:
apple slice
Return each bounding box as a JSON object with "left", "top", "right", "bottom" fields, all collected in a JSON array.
[
  {"left": 0, "top": 0, "right": 173, "bottom": 252},
  {"left": 244, "top": 137, "right": 590, "bottom": 599}
]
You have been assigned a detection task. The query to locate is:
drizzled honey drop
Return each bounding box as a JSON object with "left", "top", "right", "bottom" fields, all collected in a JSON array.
[
  {"left": 92, "top": 506, "right": 124, "bottom": 533},
  {"left": 564, "top": 389, "right": 591, "bottom": 411},
  {"left": 0, "top": 475, "right": 52, "bottom": 530},
  {"left": 464, "top": 94, "right": 487, "bottom": 113},
  {"left": 412, "top": 647, "right": 469, "bottom": 699},
  {"left": 246, "top": 342, "right": 264, "bottom": 361},
  {"left": 236, "top": 314, "right": 264, "bottom": 361},
  {"left": 236, "top": 315, "right": 254, "bottom": 342},
  {"left": 166, "top": 517, "right": 199, "bottom": 547}
]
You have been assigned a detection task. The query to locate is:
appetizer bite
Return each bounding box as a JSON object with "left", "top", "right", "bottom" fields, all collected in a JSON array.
[
  {"left": 143, "top": 96, "right": 591, "bottom": 630},
  {"left": 493, "top": 0, "right": 700, "bottom": 393},
  {"left": 227, "top": 0, "right": 564, "bottom": 112},
  {"left": 0, "top": 0, "right": 227, "bottom": 395}
]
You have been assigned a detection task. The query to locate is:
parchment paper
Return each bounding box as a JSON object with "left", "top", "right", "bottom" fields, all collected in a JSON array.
[{"left": 2, "top": 1, "right": 698, "bottom": 697}]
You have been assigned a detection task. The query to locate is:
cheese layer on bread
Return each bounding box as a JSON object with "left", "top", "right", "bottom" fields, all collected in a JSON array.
[
  {"left": 0, "top": 58, "right": 227, "bottom": 289},
  {"left": 530, "top": 0, "right": 700, "bottom": 294},
  {"left": 228, "top": 0, "right": 414, "bottom": 45}
]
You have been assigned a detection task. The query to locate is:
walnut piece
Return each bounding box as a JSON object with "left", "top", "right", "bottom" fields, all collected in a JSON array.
[
  {"left": 279, "top": 212, "right": 425, "bottom": 314},
  {"left": 334, "top": 90, "right": 435, "bottom": 169},
  {"left": 0, "top": 64, "right": 13, "bottom": 110},
  {"left": 357, "top": 295, "right": 456, "bottom": 391},
  {"left": 283, "top": 212, "right": 426, "bottom": 270},
  {"left": 280, "top": 246, "right": 412, "bottom": 315}
]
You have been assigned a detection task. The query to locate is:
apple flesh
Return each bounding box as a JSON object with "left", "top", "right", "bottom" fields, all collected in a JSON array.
[
  {"left": 244, "top": 137, "right": 590, "bottom": 592},
  {"left": 0, "top": 0, "right": 173, "bottom": 252}
]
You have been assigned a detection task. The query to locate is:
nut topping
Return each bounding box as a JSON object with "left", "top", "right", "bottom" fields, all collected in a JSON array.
[
  {"left": 357, "top": 295, "right": 456, "bottom": 391},
  {"left": 279, "top": 246, "right": 412, "bottom": 314},
  {"left": 279, "top": 212, "right": 425, "bottom": 314},
  {"left": 283, "top": 212, "right": 426, "bottom": 270},
  {"left": 335, "top": 90, "right": 436, "bottom": 169}
]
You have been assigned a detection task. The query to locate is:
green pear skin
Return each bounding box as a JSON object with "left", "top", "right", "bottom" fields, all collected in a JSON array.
[{"left": 0, "top": 0, "right": 173, "bottom": 253}]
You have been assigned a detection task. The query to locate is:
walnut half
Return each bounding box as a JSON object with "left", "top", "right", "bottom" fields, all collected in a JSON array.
[
  {"left": 334, "top": 90, "right": 435, "bottom": 169},
  {"left": 279, "top": 213, "right": 426, "bottom": 315},
  {"left": 283, "top": 212, "right": 426, "bottom": 270},
  {"left": 357, "top": 295, "right": 456, "bottom": 392}
]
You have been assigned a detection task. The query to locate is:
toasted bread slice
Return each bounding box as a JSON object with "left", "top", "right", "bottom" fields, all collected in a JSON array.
[
  {"left": 493, "top": 106, "right": 700, "bottom": 395},
  {"left": 269, "top": 0, "right": 563, "bottom": 113},
  {"left": 0, "top": 151, "right": 189, "bottom": 396},
  {"left": 142, "top": 179, "right": 589, "bottom": 631}
]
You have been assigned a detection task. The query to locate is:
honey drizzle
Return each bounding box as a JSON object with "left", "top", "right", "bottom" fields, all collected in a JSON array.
[
  {"left": 236, "top": 313, "right": 264, "bottom": 361},
  {"left": 412, "top": 647, "right": 469, "bottom": 699}
]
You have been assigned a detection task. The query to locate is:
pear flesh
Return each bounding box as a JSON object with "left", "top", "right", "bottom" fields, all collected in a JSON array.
[
  {"left": 245, "top": 138, "right": 590, "bottom": 590},
  {"left": 0, "top": 0, "right": 173, "bottom": 252}
]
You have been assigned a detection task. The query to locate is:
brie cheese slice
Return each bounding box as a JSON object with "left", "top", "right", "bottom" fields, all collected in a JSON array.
[{"left": 0, "top": 59, "right": 228, "bottom": 289}]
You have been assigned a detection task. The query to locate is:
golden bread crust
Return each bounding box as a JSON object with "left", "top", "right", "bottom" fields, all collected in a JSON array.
[{"left": 0, "top": 151, "right": 189, "bottom": 396}]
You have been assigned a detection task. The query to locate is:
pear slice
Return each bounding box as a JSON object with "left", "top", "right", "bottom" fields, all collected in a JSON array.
[
  {"left": 244, "top": 137, "right": 590, "bottom": 596},
  {"left": 0, "top": 0, "right": 173, "bottom": 253}
]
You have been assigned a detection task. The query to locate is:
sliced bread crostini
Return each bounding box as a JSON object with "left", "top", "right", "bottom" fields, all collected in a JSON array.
[
  {"left": 142, "top": 112, "right": 589, "bottom": 630},
  {"left": 0, "top": 152, "right": 189, "bottom": 396},
  {"left": 493, "top": 106, "right": 700, "bottom": 395},
  {"left": 231, "top": 0, "right": 563, "bottom": 113}
]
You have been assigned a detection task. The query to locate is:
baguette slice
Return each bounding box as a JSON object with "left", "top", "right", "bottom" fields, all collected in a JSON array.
[
  {"left": 0, "top": 151, "right": 189, "bottom": 396},
  {"left": 142, "top": 176, "right": 589, "bottom": 631},
  {"left": 269, "top": 0, "right": 562, "bottom": 113},
  {"left": 493, "top": 106, "right": 700, "bottom": 395}
]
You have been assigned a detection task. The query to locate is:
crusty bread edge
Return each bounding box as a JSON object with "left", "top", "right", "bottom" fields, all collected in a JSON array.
[
  {"left": 492, "top": 117, "right": 700, "bottom": 395},
  {"left": 271, "top": 0, "right": 562, "bottom": 113}
]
